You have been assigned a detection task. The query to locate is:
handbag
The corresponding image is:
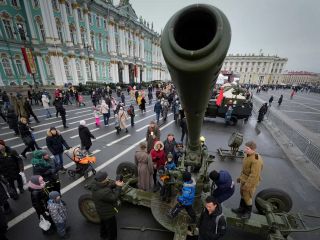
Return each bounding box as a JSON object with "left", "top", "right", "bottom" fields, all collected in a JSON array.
[
  {"left": 22, "top": 135, "right": 33, "bottom": 146},
  {"left": 39, "top": 215, "right": 51, "bottom": 231}
]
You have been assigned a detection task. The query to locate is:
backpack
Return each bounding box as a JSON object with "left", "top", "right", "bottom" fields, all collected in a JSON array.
[{"left": 127, "top": 108, "right": 132, "bottom": 115}]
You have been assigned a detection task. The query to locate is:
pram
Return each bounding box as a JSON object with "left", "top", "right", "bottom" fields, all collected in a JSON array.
[{"left": 65, "top": 147, "right": 96, "bottom": 179}]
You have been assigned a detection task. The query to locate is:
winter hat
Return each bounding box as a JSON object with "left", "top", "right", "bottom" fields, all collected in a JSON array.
[
  {"left": 28, "top": 175, "right": 45, "bottom": 189},
  {"left": 49, "top": 126, "right": 56, "bottom": 131},
  {"left": 167, "top": 152, "right": 173, "bottom": 159},
  {"left": 49, "top": 191, "right": 60, "bottom": 200},
  {"left": 0, "top": 139, "right": 5, "bottom": 147},
  {"left": 80, "top": 120, "right": 86, "bottom": 126},
  {"left": 95, "top": 171, "right": 108, "bottom": 182},
  {"left": 182, "top": 171, "right": 192, "bottom": 182},
  {"left": 209, "top": 170, "right": 220, "bottom": 181}
]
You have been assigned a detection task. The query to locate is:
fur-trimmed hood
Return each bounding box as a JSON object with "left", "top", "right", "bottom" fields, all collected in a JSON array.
[
  {"left": 47, "top": 129, "right": 61, "bottom": 137},
  {"left": 153, "top": 141, "right": 164, "bottom": 151}
]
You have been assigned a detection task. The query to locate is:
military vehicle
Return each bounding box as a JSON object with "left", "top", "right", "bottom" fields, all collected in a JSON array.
[
  {"left": 78, "top": 4, "right": 320, "bottom": 240},
  {"left": 205, "top": 83, "right": 253, "bottom": 125}
]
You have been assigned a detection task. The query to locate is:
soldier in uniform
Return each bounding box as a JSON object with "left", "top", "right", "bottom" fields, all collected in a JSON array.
[{"left": 232, "top": 141, "right": 263, "bottom": 219}]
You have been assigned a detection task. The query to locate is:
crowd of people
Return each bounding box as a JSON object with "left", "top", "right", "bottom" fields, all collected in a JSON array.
[{"left": 0, "top": 82, "right": 265, "bottom": 240}]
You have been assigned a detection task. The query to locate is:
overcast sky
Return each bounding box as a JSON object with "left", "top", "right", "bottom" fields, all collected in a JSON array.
[{"left": 128, "top": 0, "right": 320, "bottom": 73}]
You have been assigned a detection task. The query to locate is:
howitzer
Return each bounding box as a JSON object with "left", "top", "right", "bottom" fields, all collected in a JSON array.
[{"left": 78, "top": 4, "right": 320, "bottom": 240}]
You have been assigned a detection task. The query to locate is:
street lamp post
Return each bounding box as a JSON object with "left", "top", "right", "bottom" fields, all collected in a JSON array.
[{"left": 84, "top": 42, "right": 93, "bottom": 81}]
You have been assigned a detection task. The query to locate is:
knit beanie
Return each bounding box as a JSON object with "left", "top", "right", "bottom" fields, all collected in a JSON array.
[
  {"left": 167, "top": 152, "right": 173, "bottom": 159},
  {"left": 95, "top": 171, "right": 108, "bottom": 182},
  {"left": 80, "top": 120, "right": 86, "bottom": 126},
  {"left": 49, "top": 191, "right": 60, "bottom": 200}
]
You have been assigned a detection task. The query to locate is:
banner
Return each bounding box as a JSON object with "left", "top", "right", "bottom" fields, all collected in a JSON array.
[{"left": 21, "top": 48, "right": 37, "bottom": 74}]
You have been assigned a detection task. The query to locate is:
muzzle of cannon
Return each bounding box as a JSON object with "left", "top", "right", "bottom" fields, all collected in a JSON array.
[{"left": 161, "top": 4, "right": 231, "bottom": 166}]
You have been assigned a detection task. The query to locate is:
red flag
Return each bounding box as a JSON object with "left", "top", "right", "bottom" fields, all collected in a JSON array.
[{"left": 216, "top": 87, "right": 224, "bottom": 106}]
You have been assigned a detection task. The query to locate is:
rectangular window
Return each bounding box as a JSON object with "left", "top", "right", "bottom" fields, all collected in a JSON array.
[
  {"left": 15, "top": 59, "right": 25, "bottom": 76},
  {"left": 81, "top": 31, "right": 86, "bottom": 44},
  {"left": 96, "top": 16, "right": 100, "bottom": 27},
  {"left": 88, "top": 13, "right": 92, "bottom": 24},
  {"left": 57, "top": 26, "right": 64, "bottom": 43},
  {"left": 78, "top": 9, "right": 82, "bottom": 20},
  {"left": 3, "top": 19, "right": 14, "bottom": 39},
  {"left": 2, "top": 58, "right": 14, "bottom": 76}
]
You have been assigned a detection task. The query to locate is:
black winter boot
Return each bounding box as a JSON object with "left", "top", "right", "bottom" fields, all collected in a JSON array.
[
  {"left": 241, "top": 205, "right": 252, "bottom": 220},
  {"left": 232, "top": 199, "right": 246, "bottom": 215}
]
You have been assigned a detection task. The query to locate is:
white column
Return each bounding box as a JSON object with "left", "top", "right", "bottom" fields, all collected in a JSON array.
[
  {"left": 39, "top": 0, "right": 52, "bottom": 42},
  {"left": 125, "top": 30, "right": 129, "bottom": 56},
  {"left": 46, "top": 0, "right": 59, "bottom": 41},
  {"left": 83, "top": 5, "right": 91, "bottom": 46},
  {"left": 114, "top": 63, "right": 119, "bottom": 83},
  {"left": 135, "top": 34, "right": 139, "bottom": 57},
  {"left": 140, "top": 37, "right": 145, "bottom": 60},
  {"left": 123, "top": 64, "right": 129, "bottom": 83},
  {"left": 69, "top": 57, "right": 78, "bottom": 85},
  {"left": 90, "top": 60, "right": 97, "bottom": 81},
  {"left": 36, "top": 55, "right": 47, "bottom": 85},
  {"left": 23, "top": 0, "right": 37, "bottom": 43},
  {"left": 50, "top": 55, "right": 64, "bottom": 85},
  {"left": 143, "top": 67, "right": 147, "bottom": 82},
  {"left": 60, "top": 1, "right": 72, "bottom": 46},
  {"left": 80, "top": 58, "right": 88, "bottom": 83},
  {"left": 72, "top": 1, "right": 82, "bottom": 47}
]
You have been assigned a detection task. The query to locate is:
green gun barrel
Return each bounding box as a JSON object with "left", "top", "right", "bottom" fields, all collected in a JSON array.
[{"left": 161, "top": 4, "right": 231, "bottom": 164}]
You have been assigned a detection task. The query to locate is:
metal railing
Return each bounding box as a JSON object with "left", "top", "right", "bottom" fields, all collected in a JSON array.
[{"left": 252, "top": 97, "right": 320, "bottom": 169}]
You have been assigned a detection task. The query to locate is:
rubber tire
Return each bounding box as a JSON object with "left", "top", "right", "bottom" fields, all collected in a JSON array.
[
  {"left": 116, "top": 162, "right": 138, "bottom": 180},
  {"left": 255, "top": 188, "right": 293, "bottom": 214},
  {"left": 78, "top": 194, "right": 100, "bottom": 224}
]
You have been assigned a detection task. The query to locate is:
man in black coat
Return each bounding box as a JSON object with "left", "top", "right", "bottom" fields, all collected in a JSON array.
[
  {"left": 0, "top": 139, "right": 24, "bottom": 198},
  {"left": 197, "top": 196, "right": 227, "bottom": 240},
  {"left": 46, "top": 127, "right": 70, "bottom": 171},
  {"left": 6, "top": 107, "right": 19, "bottom": 135},
  {"left": 78, "top": 120, "right": 95, "bottom": 154},
  {"left": 23, "top": 97, "right": 40, "bottom": 123},
  {"left": 53, "top": 97, "right": 68, "bottom": 128}
]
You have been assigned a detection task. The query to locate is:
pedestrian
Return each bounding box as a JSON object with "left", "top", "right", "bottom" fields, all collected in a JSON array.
[
  {"left": 268, "top": 95, "right": 274, "bottom": 107},
  {"left": 167, "top": 171, "right": 196, "bottom": 223},
  {"left": 54, "top": 97, "right": 68, "bottom": 128},
  {"left": 28, "top": 175, "right": 55, "bottom": 235},
  {"left": 53, "top": 96, "right": 62, "bottom": 118},
  {"left": 5, "top": 107, "right": 19, "bottom": 135},
  {"left": 47, "top": 191, "right": 70, "bottom": 239},
  {"left": 148, "top": 91, "right": 153, "bottom": 105},
  {"left": 24, "top": 97, "right": 40, "bottom": 123},
  {"left": 140, "top": 96, "right": 146, "bottom": 114},
  {"left": 290, "top": 90, "right": 295, "bottom": 99},
  {"left": 197, "top": 196, "right": 227, "bottom": 240},
  {"left": 154, "top": 100, "right": 162, "bottom": 124},
  {"left": 163, "top": 133, "right": 177, "bottom": 157},
  {"left": 0, "top": 139, "right": 24, "bottom": 199},
  {"left": 278, "top": 95, "right": 283, "bottom": 106},
  {"left": 172, "top": 100, "right": 180, "bottom": 122},
  {"left": 91, "top": 91, "right": 98, "bottom": 107},
  {"left": 42, "top": 94, "right": 52, "bottom": 118},
  {"left": 224, "top": 100, "right": 234, "bottom": 126},
  {"left": 173, "top": 142, "right": 184, "bottom": 166},
  {"left": 94, "top": 107, "right": 101, "bottom": 127},
  {"left": 18, "top": 117, "right": 39, "bottom": 158},
  {"left": 127, "top": 104, "right": 135, "bottom": 127},
  {"left": 100, "top": 100, "right": 110, "bottom": 127},
  {"left": 118, "top": 107, "right": 128, "bottom": 133},
  {"left": 78, "top": 120, "right": 95, "bottom": 155},
  {"left": 257, "top": 103, "right": 268, "bottom": 123},
  {"left": 161, "top": 98, "right": 169, "bottom": 121},
  {"left": 89, "top": 171, "right": 124, "bottom": 240},
  {"left": 111, "top": 97, "right": 117, "bottom": 116},
  {"left": 134, "top": 142, "right": 154, "bottom": 192},
  {"left": 114, "top": 114, "right": 120, "bottom": 135},
  {"left": 209, "top": 170, "right": 235, "bottom": 204},
  {"left": 31, "top": 150, "right": 61, "bottom": 192},
  {"left": 46, "top": 127, "right": 70, "bottom": 172},
  {"left": 180, "top": 116, "right": 188, "bottom": 144},
  {"left": 232, "top": 141, "right": 263, "bottom": 219},
  {"left": 78, "top": 93, "right": 85, "bottom": 107},
  {"left": 150, "top": 141, "right": 166, "bottom": 189},
  {"left": 146, "top": 121, "right": 161, "bottom": 153},
  {"left": 120, "top": 92, "right": 125, "bottom": 105}
]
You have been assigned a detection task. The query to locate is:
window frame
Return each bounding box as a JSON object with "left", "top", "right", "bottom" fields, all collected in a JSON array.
[{"left": 2, "top": 57, "right": 14, "bottom": 77}]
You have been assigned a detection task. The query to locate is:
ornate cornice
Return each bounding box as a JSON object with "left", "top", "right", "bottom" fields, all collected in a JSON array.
[
  {"left": 58, "top": 0, "right": 65, "bottom": 4},
  {"left": 71, "top": 3, "right": 80, "bottom": 9},
  {"left": 48, "top": 51, "right": 64, "bottom": 57},
  {"left": 83, "top": 8, "right": 89, "bottom": 14}
]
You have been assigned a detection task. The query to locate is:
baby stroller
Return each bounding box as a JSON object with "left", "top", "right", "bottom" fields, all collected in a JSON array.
[{"left": 65, "top": 147, "right": 96, "bottom": 179}]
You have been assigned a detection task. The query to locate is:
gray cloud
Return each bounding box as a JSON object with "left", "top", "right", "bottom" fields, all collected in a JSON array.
[{"left": 130, "top": 0, "right": 320, "bottom": 72}]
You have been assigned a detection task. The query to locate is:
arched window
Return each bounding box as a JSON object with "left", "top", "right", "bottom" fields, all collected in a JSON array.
[
  {"left": 32, "top": 0, "right": 39, "bottom": 8},
  {"left": 35, "top": 16, "right": 46, "bottom": 41},
  {"left": 63, "top": 57, "right": 71, "bottom": 77},
  {"left": 2, "top": 18, "right": 14, "bottom": 39},
  {"left": 76, "top": 60, "right": 81, "bottom": 79},
  {"left": 1, "top": 58, "right": 14, "bottom": 76},
  {"left": 65, "top": 1, "right": 71, "bottom": 16},
  {"left": 45, "top": 56, "right": 53, "bottom": 76},
  {"left": 70, "top": 25, "right": 77, "bottom": 45},
  {"left": 15, "top": 57, "right": 26, "bottom": 76}
]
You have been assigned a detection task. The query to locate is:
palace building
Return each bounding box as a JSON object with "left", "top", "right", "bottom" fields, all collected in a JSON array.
[
  {"left": 0, "top": 0, "right": 168, "bottom": 86},
  {"left": 222, "top": 53, "right": 288, "bottom": 85}
]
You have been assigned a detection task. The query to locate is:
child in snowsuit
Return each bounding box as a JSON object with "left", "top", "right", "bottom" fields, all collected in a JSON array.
[
  {"left": 167, "top": 171, "right": 196, "bottom": 223},
  {"left": 159, "top": 153, "right": 176, "bottom": 203},
  {"left": 47, "top": 191, "right": 69, "bottom": 239}
]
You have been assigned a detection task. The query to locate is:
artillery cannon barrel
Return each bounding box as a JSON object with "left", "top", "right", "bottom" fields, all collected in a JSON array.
[{"left": 161, "top": 4, "right": 231, "bottom": 153}]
